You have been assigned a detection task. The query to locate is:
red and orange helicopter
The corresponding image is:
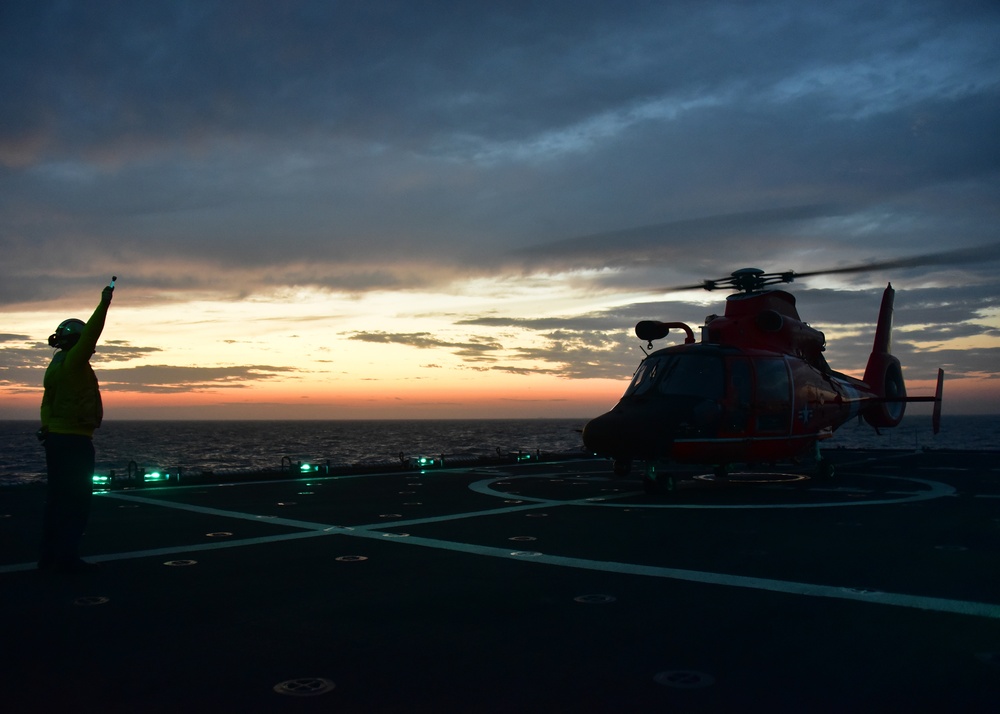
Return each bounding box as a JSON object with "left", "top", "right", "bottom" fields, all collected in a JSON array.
[{"left": 582, "top": 260, "right": 947, "bottom": 492}]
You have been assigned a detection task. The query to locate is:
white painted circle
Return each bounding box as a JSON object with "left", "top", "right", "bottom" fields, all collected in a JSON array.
[
  {"left": 163, "top": 559, "right": 197, "bottom": 567},
  {"left": 468, "top": 473, "right": 955, "bottom": 510},
  {"left": 694, "top": 472, "right": 808, "bottom": 484}
]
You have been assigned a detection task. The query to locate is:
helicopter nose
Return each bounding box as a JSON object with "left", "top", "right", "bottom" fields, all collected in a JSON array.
[
  {"left": 581, "top": 412, "right": 618, "bottom": 456},
  {"left": 583, "top": 410, "right": 663, "bottom": 459}
]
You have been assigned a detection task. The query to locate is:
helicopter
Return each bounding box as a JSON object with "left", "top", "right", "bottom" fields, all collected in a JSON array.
[{"left": 581, "top": 265, "right": 945, "bottom": 492}]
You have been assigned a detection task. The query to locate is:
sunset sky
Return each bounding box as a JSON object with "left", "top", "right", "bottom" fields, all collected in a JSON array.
[{"left": 2, "top": 0, "right": 999, "bottom": 420}]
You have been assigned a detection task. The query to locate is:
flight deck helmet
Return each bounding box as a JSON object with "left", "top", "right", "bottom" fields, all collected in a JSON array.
[{"left": 48, "top": 318, "right": 86, "bottom": 350}]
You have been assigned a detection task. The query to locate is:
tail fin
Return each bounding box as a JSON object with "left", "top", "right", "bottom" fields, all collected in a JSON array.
[
  {"left": 932, "top": 368, "right": 943, "bottom": 435},
  {"left": 863, "top": 284, "right": 907, "bottom": 428}
]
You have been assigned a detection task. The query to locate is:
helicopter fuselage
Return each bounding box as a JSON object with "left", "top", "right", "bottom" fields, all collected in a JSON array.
[
  {"left": 581, "top": 286, "right": 918, "bottom": 470},
  {"left": 581, "top": 342, "right": 869, "bottom": 466}
]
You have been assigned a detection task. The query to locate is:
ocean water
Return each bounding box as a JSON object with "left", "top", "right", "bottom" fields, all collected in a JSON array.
[
  {"left": 0, "top": 419, "right": 589, "bottom": 487},
  {"left": 1, "top": 415, "right": 997, "bottom": 487}
]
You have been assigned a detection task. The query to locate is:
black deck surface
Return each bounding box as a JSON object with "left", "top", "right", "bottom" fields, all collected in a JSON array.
[{"left": 2, "top": 449, "right": 999, "bottom": 712}]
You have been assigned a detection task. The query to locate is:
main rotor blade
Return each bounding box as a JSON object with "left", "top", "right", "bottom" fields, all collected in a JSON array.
[
  {"left": 791, "top": 242, "right": 1000, "bottom": 280},
  {"left": 657, "top": 241, "right": 1000, "bottom": 292},
  {"left": 660, "top": 280, "right": 717, "bottom": 292}
]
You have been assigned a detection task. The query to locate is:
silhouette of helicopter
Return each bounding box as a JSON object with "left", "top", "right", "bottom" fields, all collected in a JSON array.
[{"left": 582, "top": 261, "right": 948, "bottom": 492}]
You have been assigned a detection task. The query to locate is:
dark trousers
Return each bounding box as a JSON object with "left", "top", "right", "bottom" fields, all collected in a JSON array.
[{"left": 39, "top": 433, "right": 95, "bottom": 567}]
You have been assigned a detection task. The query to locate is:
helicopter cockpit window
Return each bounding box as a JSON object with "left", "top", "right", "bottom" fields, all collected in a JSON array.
[{"left": 624, "top": 355, "right": 723, "bottom": 400}]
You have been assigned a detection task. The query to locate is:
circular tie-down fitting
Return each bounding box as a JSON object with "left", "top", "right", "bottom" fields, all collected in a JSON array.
[
  {"left": 205, "top": 531, "right": 233, "bottom": 538},
  {"left": 574, "top": 594, "right": 617, "bottom": 604},
  {"left": 976, "top": 652, "right": 1000, "bottom": 668},
  {"left": 335, "top": 555, "right": 368, "bottom": 562},
  {"left": 273, "top": 677, "right": 336, "bottom": 697},
  {"left": 654, "top": 670, "right": 716, "bottom": 689},
  {"left": 508, "top": 536, "right": 537, "bottom": 542},
  {"left": 163, "top": 559, "right": 198, "bottom": 567},
  {"left": 74, "top": 595, "right": 110, "bottom": 607}
]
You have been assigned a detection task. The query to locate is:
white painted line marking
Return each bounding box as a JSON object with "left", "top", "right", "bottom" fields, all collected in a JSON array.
[
  {"left": 339, "top": 529, "right": 1000, "bottom": 621},
  {"left": 2, "top": 467, "right": 994, "bottom": 621},
  {"left": 105, "top": 492, "right": 331, "bottom": 530},
  {"left": 0, "top": 529, "right": 330, "bottom": 573}
]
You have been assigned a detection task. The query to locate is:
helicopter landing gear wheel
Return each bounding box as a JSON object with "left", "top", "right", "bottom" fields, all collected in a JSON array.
[
  {"left": 613, "top": 457, "right": 632, "bottom": 478},
  {"left": 642, "top": 466, "right": 674, "bottom": 495},
  {"left": 813, "top": 442, "right": 834, "bottom": 479}
]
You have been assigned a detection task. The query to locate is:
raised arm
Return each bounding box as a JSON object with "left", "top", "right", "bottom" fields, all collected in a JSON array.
[{"left": 64, "top": 284, "right": 114, "bottom": 367}]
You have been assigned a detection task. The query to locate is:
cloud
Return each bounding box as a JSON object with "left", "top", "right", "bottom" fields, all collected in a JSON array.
[
  {"left": 99, "top": 364, "right": 299, "bottom": 393},
  {"left": 1, "top": 1, "right": 998, "bottom": 415},
  {"left": 2, "top": 2, "right": 997, "bottom": 295},
  {"left": 347, "top": 331, "right": 505, "bottom": 362}
]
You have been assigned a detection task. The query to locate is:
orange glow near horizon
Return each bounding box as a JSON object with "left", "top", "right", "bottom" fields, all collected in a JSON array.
[
  {"left": 4, "top": 370, "right": 997, "bottom": 421},
  {"left": 3, "top": 278, "right": 999, "bottom": 421},
  {"left": 1, "top": 371, "right": 627, "bottom": 421}
]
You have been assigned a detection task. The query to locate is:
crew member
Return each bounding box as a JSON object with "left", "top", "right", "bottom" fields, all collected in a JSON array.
[{"left": 38, "top": 281, "right": 114, "bottom": 573}]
